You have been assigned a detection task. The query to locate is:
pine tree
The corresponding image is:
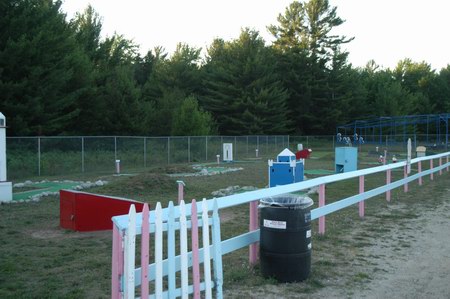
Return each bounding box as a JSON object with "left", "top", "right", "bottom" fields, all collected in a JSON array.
[
  {"left": 202, "top": 29, "right": 290, "bottom": 135},
  {"left": 269, "top": 0, "right": 353, "bottom": 134},
  {"left": 0, "top": 0, "right": 91, "bottom": 135}
]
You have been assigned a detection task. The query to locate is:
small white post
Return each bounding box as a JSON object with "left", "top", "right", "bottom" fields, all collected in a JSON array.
[
  {"left": 0, "top": 112, "right": 12, "bottom": 202},
  {"left": 216, "top": 154, "right": 220, "bottom": 165},
  {"left": 255, "top": 148, "right": 259, "bottom": 158},
  {"left": 115, "top": 159, "right": 121, "bottom": 175}
]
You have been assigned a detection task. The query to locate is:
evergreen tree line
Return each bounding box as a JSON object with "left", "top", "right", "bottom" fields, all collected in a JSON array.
[{"left": 1, "top": 0, "right": 449, "bottom": 137}]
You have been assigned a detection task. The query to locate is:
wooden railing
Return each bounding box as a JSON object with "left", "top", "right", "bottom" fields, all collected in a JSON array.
[{"left": 112, "top": 151, "right": 449, "bottom": 298}]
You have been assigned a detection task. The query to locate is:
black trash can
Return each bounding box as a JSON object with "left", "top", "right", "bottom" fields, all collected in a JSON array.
[{"left": 259, "top": 194, "right": 313, "bottom": 282}]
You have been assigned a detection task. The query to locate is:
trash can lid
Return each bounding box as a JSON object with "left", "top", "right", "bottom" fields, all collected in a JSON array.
[{"left": 260, "top": 194, "right": 313, "bottom": 209}]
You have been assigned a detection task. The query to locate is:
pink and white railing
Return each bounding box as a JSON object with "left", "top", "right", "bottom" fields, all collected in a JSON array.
[{"left": 112, "top": 151, "right": 449, "bottom": 298}]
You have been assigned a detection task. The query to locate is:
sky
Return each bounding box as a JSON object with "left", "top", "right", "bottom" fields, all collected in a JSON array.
[{"left": 61, "top": 0, "right": 450, "bottom": 70}]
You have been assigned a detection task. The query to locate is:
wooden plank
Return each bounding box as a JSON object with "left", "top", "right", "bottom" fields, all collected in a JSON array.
[
  {"left": 141, "top": 203, "right": 150, "bottom": 299},
  {"left": 212, "top": 199, "right": 223, "bottom": 299},
  {"left": 155, "top": 202, "right": 163, "bottom": 298},
  {"left": 179, "top": 200, "right": 189, "bottom": 299},
  {"left": 167, "top": 202, "right": 176, "bottom": 298},
  {"left": 111, "top": 225, "right": 121, "bottom": 299},
  {"left": 202, "top": 199, "right": 212, "bottom": 299},
  {"left": 124, "top": 204, "right": 136, "bottom": 298},
  {"left": 191, "top": 199, "right": 201, "bottom": 299}
]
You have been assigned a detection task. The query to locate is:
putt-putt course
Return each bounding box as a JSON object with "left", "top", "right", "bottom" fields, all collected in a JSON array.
[{"left": 12, "top": 180, "right": 107, "bottom": 202}]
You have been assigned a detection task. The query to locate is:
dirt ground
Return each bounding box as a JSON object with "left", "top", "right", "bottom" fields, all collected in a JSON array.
[
  {"left": 313, "top": 187, "right": 450, "bottom": 299},
  {"left": 353, "top": 189, "right": 450, "bottom": 299}
]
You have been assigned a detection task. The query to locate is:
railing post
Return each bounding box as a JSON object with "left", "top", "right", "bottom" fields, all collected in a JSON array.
[
  {"left": 359, "top": 176, "right": 364, "bottom": 218},
  {"left": 318, "top": 184, "right": 326, "bottom": 235},
  {"left": 177, "top": 181, "right": 185, "bottom": 204},
  {"left": 249, "top": 200, "right": 259, "bottom": 266},
  {"left": 403, "top": 165, "right": 408, "bottom": 193},
  {"left": 386, "top": 169, "right": 391, "bottom": 202},
  {"left": 430, "top": 159, "right": 434, "bottom": 180},
  {"left": 418, "top": 161, "right": 423, "bottom": 185},
  {"left": 439, "top": 157, "right": 442, "bottom": 175}
]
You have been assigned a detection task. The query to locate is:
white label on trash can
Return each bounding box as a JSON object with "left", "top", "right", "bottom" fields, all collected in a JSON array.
[
  {"left": 263, "top": 219, "right": 286, "bottom": 229},
  {"left": 308, "top": 243, "right": 312, "bottom": 250},
  {"left": 306, "top": 230, "right": 311, "bottom": 238}
]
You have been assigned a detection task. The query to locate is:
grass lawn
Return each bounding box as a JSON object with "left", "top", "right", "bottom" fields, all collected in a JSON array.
[{"left": 0, "top": 149, "right": 447, "bottom": 298}]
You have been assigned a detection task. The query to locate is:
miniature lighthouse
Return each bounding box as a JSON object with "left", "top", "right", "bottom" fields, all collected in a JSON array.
[{"left": 0, "top": 112, "right": 13, "bottom": 202}]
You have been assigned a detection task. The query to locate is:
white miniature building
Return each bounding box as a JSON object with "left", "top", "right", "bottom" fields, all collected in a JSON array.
[
  {"left": 416, "top": 146, "right": 426, "bottom": 157},
  {"left": 223, "top": 143, "right": 233, "bottom": 162},
  {"left": 0, "top": 112, "right": 12, "bottom": 202}
]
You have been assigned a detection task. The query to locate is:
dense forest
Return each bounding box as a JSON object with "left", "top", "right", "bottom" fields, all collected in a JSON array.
[{"left": 1, "top": 0, "right": 449, "bottom": 137}]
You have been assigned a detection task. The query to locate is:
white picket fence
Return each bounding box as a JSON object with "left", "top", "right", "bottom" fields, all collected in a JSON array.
[{"left": 112, "top": 199, "right": 223, "bottom": 299}]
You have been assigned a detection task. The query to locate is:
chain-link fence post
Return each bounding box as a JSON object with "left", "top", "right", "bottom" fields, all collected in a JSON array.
[
  {"left": 38, "top": 137, "right": 41, "bottom": 176},
  {"left": 167, "top": 137, "right": 170, "bottom": 164},
  {"left": 81, "top": 137, "right": 85, "bottom": 173}
]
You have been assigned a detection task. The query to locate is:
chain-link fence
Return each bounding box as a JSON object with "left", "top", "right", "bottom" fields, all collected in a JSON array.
[
  {"left": 6, "top": 135, "right": 289, "bottom": 179},
  {"left": 6, "top": 134, "right": 448, "bottom": 179}
]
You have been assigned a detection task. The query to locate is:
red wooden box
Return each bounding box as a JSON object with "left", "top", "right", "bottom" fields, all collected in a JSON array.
[{"left": 60, "top": 190, "right": 144, "bottom": 232}]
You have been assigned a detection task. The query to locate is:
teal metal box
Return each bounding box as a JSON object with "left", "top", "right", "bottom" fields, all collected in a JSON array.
[{"left": 335, "top": 147, "right": 358, "bottom": 173}]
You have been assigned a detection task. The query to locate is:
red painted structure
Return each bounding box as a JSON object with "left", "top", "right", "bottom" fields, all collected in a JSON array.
[
  {"left": 60, "top": 190, "right": 144, "bottom": 232},
  {"left": 296, "top": 149, "right": 312, "bottom": 160}
]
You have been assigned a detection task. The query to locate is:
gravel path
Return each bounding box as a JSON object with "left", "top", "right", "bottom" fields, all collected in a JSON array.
[{"left": 355, "top": 188, "right": 450, "bottom": 299}]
